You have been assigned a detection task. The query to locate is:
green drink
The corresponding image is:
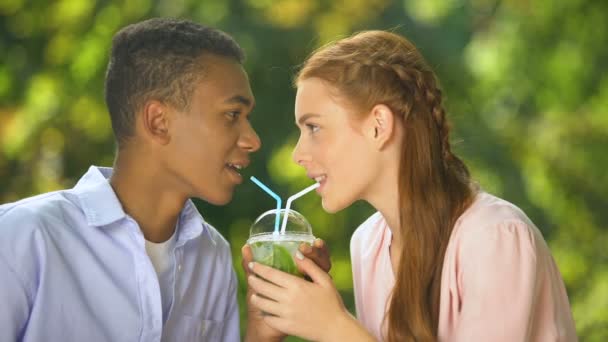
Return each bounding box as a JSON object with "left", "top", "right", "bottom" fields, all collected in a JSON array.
[
  {"left": 247, "top": 209, "right": 315, "bottom": 277},
  {"left": 249, "top": 234, "right": 314, "bottom": 276}
]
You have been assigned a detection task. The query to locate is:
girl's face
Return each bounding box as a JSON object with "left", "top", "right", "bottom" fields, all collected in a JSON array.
[{"left": 293, "top": 78, "right": 380, "bottom": 213}]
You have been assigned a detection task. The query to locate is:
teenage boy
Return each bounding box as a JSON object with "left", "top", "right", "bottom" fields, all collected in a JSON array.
[{"left": 0, "top": 18, "right": 329, "bottom": 342}]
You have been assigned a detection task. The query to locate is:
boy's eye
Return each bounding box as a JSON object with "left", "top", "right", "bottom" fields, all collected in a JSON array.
[{"left": 226, "top": 111, "right": 241, "bottom": 120}]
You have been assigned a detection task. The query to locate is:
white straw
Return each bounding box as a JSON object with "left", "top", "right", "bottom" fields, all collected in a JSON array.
[{"left": 280, "top": 183, "right": 320, "bottom": 234}]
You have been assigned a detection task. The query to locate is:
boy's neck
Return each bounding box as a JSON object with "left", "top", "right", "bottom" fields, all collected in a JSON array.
[{"left": 109, "top": 150, "right": 186, "bottom": 243}]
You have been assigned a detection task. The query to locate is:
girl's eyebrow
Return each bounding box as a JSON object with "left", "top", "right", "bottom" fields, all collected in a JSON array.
[{"left": 297, "top": 113, "right": 321, "bottom": 126}]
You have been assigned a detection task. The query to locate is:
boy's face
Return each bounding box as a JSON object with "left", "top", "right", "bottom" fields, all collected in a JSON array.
[{"left": 163, "top": 54, "right": 260, "bottom": 205}]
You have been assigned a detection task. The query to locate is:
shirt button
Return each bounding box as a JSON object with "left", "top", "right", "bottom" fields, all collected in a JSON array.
[{"left": 178, "top": 264, "right": 182, "bottom": 271}]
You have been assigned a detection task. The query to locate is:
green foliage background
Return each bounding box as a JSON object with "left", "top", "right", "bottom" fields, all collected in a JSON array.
[{"left": 1, "top": 0, "right": 606, "bottom": 340}]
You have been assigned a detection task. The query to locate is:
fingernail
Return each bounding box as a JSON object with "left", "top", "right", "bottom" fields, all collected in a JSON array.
[
  {"left": 248, "top": 262, "right": 254, "bottom": 270},
  {"left": 314, "top": 238, "right": 323, "bottom": 247},
  {"left": 295, "top": 251, "right": 304, "bottom": 260}
]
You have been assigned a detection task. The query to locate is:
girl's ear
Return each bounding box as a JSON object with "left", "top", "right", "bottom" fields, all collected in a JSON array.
[{"left": 365, "top": 104, "right": 396, "bottom": 150}]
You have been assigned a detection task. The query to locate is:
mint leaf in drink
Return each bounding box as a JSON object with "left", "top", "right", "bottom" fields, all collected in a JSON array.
[
  {"left": 252, "top": 241, "right": 274, "bottom": 267},
  {"left": 272, "top": 244, "right": 300, "bottom": 276}
]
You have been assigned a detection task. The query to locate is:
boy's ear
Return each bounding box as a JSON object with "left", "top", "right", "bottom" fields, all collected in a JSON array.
[
  {"left": 366, "top": 104, "right": 396, "bottom": 150},
  {"left": 141, "top": 100, "right": 171, "bottom": 145}
]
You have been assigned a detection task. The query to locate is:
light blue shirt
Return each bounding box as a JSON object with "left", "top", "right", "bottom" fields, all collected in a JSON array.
[{"left": 0, "top": 166, "right": 239, "bottom": 342}]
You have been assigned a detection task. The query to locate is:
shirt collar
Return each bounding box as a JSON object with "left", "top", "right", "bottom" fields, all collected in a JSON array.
[
  {"left": 177, "top": 199, "right": 217, "bottom": 247},
  {"left": 72, "top": 166, "right": 216, "bottom": 246},
  {"left": 72, "top": 166, "right": 126, "bottom": 227}
]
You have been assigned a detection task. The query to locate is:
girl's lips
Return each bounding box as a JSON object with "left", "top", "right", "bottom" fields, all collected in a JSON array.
[
  {"left": 306, "top": 173, "right": 326, "bottom": 194},
  {"left": 316, "top": 176, "right": 326, "bottom": 194},
  {"left": 307, "top": 173, "right": 326, "bottom": 183}
]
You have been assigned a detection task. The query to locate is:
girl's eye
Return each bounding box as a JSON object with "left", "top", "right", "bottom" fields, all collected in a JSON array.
[{"left": 306, "top": 123, "right": 319, "bottom": 133}]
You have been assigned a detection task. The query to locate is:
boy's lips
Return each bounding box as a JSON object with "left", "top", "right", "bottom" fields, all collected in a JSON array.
[
  {"left": 225, "top": 160, "right": 249, "bottom": 171},
  {"left": 225, "top": 159, "right": 250, "bottom": 183}
]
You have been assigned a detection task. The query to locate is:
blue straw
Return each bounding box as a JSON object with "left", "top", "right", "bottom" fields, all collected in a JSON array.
[{"left": 250, "top": 176, "right": 282, "bottom": 233}]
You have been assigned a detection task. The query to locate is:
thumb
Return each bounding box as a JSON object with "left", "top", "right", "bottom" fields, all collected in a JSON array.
[{"left": 294, "top": 251, "right": 332, "bottom": 287}]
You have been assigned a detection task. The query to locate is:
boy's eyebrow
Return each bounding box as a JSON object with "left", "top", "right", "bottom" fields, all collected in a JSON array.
[
  {"left": 225, "top": 95, "right": 255, "bottom": 109},
  {"left": 297, "top": 113, "right": 320, "bottom": 125}
]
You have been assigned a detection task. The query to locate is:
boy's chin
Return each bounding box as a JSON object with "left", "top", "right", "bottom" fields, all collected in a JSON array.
[{"left": 198, "top": 190, "right": 234, "bottom": 206}]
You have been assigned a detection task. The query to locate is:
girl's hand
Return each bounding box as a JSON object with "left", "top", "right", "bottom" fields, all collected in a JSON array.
[
  {"left": 242, "top": 244, "right": 284, "bottom": 342},
  {"left": 247, "top": 252, "right": 349, "bottom": 341},
  {"left": 241, "top": 240, "right": 331, "bottom": 342}
]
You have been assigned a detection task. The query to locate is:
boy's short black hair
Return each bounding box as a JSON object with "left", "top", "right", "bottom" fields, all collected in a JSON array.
[{"left": 104, "top": 18, "right": 244, "bottom": 146}]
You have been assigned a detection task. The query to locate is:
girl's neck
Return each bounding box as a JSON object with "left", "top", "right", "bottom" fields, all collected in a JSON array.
[{"left": 365, "top": 173, "right": 403, "bottom": 271}]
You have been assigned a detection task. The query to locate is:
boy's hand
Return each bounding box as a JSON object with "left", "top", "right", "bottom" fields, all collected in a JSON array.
[
  {"left": 241, "top": 239, "right": 331, "bottom": 342},
  {"left": 297, "top": 238, "right": 332, "bottom": 273}
]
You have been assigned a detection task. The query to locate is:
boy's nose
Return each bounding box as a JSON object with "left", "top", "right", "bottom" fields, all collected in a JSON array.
[{"left": 239, "top": 123, "right": 261, "bottom": 152}]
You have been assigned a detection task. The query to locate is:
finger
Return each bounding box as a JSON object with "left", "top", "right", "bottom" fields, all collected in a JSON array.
[
  {"left": 250, "top": 293, "right": 283, "bottom": 317},
  {"left": 300, "top": 239, "right": 331, "bottom": 272},
  {"left": 248, "top": 275, "right": 286, "bottom": 302},
  {"left": 262, "top": 315, "right": 297, "bottom": 337},
  {"left": 293, "top": 252, "right": 332, "bottom": 286},
  {"left": 248, "top": 261, "right": 298, "bottom": 288},
  {"left": 298, "top": 242, "right": 312, "bottom": 254},
  {"left": 315, "top": 238, "right": 332, "bottom": 272},
  {"left": 241, "top": 245, "right": 254, "bottom": 276}
]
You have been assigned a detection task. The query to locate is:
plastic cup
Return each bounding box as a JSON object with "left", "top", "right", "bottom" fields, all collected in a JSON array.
[{"left": 247, "top": 209, "right": 314, "bottom": 277}]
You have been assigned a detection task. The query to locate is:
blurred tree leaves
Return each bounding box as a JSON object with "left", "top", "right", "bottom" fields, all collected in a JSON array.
[{"left": 1, "top": 0, "right": 606, "bottom": 340}]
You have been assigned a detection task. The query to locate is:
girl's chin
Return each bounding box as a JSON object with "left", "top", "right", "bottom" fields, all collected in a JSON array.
[{"left": 321, "top": 197, "right": 346, "bottom": 214}]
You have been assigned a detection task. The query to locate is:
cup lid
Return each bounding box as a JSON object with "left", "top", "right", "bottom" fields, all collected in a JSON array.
[{"left": 249, "top": 208, "right": 313, "bottom": 237}]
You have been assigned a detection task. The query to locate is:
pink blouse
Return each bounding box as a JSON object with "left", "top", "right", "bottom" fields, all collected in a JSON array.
[{"left": 350, "top": 192, "right": 577, "bottom": 341}]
